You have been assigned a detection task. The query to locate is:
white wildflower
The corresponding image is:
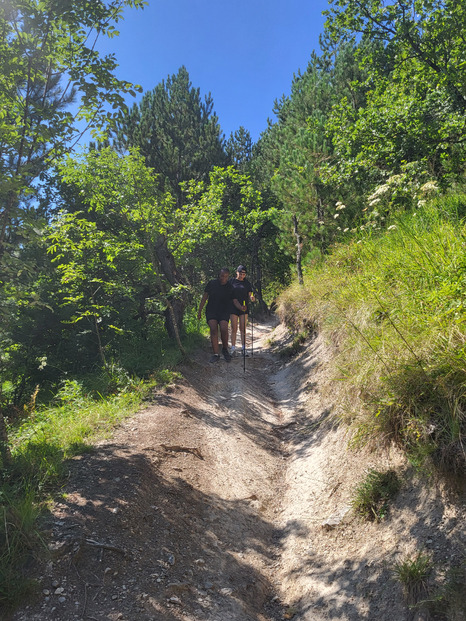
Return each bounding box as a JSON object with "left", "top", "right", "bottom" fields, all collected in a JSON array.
[
  {"left": 369, "top": 198, "right": 381, "bottom": 206},
  {"left": 368, "top": 184, "right": 389, "bottom": 201},
  {"left": 334, "top": 213, "right": 339, "bottom": 219},
  {"left": 387, "top": 225, "right": 397, "bottom": 231},
  {"left": 388, "top": 174, "right": 403, "bottom": 186},
  {"left": 344, "top": 228, "right": 349, "bottom": 232},
  {"left": 420, "top": 181, "right": 438, "bottom": 194},
  {"left": 335, "top": 201, "right": 346, "bottom": 210}
]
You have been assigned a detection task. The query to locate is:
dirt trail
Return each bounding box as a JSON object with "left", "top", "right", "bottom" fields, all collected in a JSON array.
[{"left": 11, "top": 318, "right": 465, "bottom": 621}]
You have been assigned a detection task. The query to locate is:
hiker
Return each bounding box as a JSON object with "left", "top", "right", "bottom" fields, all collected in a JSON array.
[
  {"left": 229, "top": 265, "right": 255, "bottom": 357},
  {"left": 198, "top": 267, "right": 244, "bottom": 363}
]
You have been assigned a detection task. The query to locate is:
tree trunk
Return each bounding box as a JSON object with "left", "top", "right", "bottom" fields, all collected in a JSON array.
[
  {"left": 153, "top": 235, "right": 187, "bottom": 344},
  {"left": 293, "top": 214, "right": 304, "bottom": 285}
]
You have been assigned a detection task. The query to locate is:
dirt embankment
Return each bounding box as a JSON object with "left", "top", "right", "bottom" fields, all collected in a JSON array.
[{"left": 11, "top": 318, "right": 465, "bottom": 621}]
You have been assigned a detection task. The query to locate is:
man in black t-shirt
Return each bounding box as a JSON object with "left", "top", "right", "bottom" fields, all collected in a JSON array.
[{"left": 198, "top": 268, "right": 244, "bottom": 363}]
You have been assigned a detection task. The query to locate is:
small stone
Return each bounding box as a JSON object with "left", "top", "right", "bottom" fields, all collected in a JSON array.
[
  {"left": 54, "top": 587, "right": 64, "bottom": 595},
  {"left": 43, "top": 589, "right": 50, "bottom": 596},
  {"left": 321, "top": 505, "right": 351, "bottom": 530},
  {"left": 58, "top": 597, "right": 66, "bottom": 603},
  {"left": 168, "top": 596, "right": 181, "bottom": 605},
  {"left": 51, "top": 580, "right": 59, "bottom": 588}
]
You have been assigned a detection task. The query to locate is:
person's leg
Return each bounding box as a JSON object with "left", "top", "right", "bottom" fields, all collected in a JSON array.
[
  {"left": 207, "top": 319, "right": 220, "bottom": 354},
  {"left": 239, "top": 313, "right": 248, "bottom": 350},
  {"left": 219, "top": 320, "right": 231, "bottom": 362},
  {"left": 219, "top": 320, "right": 229, "bottom": 350},
  {"left": 230, "top": 314, "right": 238, "bottom": 348}
]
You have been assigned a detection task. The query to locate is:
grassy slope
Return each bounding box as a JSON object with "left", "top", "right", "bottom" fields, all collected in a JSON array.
[{"left": 278, "top": 191, "right": 466, "bottom": 475}]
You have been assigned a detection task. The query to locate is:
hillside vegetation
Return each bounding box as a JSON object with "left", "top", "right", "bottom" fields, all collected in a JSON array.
[{"left": 278, "top": 190, "right": 466, "bottom": 476}]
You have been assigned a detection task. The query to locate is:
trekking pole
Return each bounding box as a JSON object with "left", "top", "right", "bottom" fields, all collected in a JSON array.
[
  {"left": 242, "top": 301, "right": 246, "bottom": 373},
  {"left": 250, "top": 300, "right": 254, "bottom": 357}
]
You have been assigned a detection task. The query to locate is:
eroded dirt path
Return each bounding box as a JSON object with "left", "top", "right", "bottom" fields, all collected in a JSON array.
[
  {"left": 13, "top": 319, "right": 289, "bottom": 621},
  {"left": 11, "top": 318, "right": 466, "bottom": 621}
]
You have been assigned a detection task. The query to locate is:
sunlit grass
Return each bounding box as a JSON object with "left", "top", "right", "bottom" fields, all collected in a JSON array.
[
  {"left": 351, "top": 468, "right": 401, "bottom": 521},
  {"left": 278, "top": 190, "right": 466, "bottom": 474}
]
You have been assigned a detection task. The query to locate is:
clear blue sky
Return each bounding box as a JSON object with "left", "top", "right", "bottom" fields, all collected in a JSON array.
[{"left": 97, "top": 0, "right": 330, "bottom": 143}]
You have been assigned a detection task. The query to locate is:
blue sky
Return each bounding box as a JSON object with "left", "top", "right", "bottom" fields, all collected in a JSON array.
[{"left": 97, "top": 0, "right": 330, "bottom": 143}]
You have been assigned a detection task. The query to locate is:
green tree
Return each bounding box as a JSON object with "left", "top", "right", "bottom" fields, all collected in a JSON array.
[
  {"left": 262, "top": 49, "right": 364, "bottom": 281},
  {"left": 0, "top": 0, "right": 145, "bottom": 466},
  {"left": 226, "top": 126, "right": 253, "bottom": 171},
  {"left": 114, "top": 66, "right": 227, "bottom": 206},
  {"left": 322, "top": 2, "right": 466, "bottom": 216},
  {"left": 56, "top": 147, "right": 223, "bottom": 343},
  {"left": 0, "top": 0, "right": 145, "bottom": 269},
  {"left": 324, "top": 0, "right": 466, "bottom": 112}
]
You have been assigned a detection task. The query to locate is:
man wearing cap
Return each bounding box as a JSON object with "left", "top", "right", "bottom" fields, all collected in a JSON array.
[{"left": 229, "top": 265, "right": 255, "bottom": 357}]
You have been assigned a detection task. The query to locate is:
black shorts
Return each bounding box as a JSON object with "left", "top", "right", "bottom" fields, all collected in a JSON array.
[
  {"left": 206, "top": 313, "right": 230, "bottom": 324},
  {"left": 230, "top": 309, "right": 247, "bottom": 317}
]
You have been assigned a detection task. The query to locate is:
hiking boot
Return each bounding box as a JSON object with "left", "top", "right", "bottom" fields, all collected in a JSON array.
[
  {"left": 222, "top": 348, "right": 232, "bottom": 363},
  {"left": 209, "top": 354, "right": 220, "bottom": 364}
]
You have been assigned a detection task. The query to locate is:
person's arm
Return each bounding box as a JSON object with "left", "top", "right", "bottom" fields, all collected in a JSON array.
[
  {"left": 247, "top": 280, "right": 255, "bottom": 302},
  {"left": 232, "top": 297, "right": 246, "bottom": 312},
  {"left": 197, "top": 292, "right": 209, "bottom": 319}
]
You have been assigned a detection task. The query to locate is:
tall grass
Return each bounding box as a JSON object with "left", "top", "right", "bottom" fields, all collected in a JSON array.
[{"left": 278, "top": 190, "right": 466, "bottom": 474}]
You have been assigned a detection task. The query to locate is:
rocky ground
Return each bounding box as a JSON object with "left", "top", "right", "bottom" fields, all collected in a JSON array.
[{"left": 10, "top": 317, "right": 465, "bottom": 621}]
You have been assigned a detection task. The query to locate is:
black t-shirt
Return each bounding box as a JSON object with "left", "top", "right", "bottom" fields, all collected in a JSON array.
[
  {"left": 230, "top": 278, "right": 253, "bottom": 313},
  {"left": 204, "top": 279, "right": 234, "bottom": 318}
]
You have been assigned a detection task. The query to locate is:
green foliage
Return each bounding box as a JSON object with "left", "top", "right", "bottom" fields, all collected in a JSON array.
[
  {"left": 351, "top": 468, "right": 400, "bottom": 521},
  {"left": 226, "top": 126, "right": 253, "bottom": 171},
  {"left": 0, "top": 0, "right": 145, "bottom": 270},
  {"left": 324, "top": 0, "right": 466, "bottom": 112}
]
